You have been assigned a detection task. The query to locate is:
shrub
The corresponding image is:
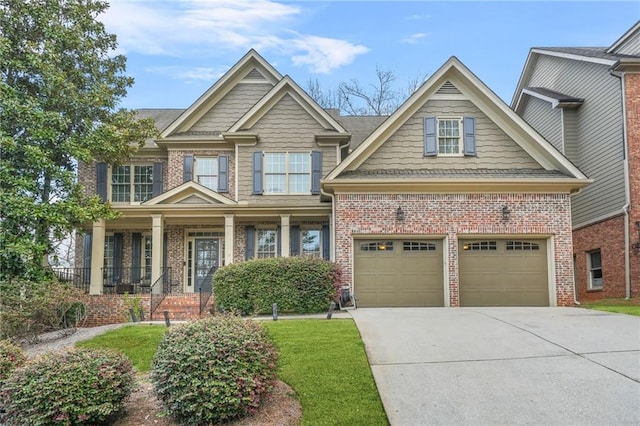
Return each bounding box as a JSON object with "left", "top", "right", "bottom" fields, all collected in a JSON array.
[
  {"left": 151, "top": 315, "right": 278, "bottom": 425},
  {"left": 0, "top": 348, "right": 135, "bottom": 425},
  {"left": 214, "top": 256, "right": 342, "bottom": 315},
  {"left": 0, "top": 340, "right": 26, "bottom": 385}
]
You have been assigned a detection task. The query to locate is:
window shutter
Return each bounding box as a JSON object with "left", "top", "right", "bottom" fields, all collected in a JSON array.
[
  {"left": 83, "top": 233, "right": 92, "bottom": 282},
  {"left": 96, "top": 162, "right": 108, "bottom": 201},
  {"left": 252, "top": 151, "right": 263, "bottom": 195},
  {"left": 463, "top": 116, "right": 477, "bottom": 157},
  {"left": 152, "top": 162, "right": 163, "bottom": 197},
  {"left": 113, "top": 233, "right": 123, "bottom": 283},
  {"left": 311, "top": 151, "right": 322, "bottom": 195},
  {"left": 245, "top": 226, "right": 255, "bottom": 260},
  {"left": 277, "top": 226, "right": 282, "bottom": 257},
  {"left": 163, "top": 232, "right": 168, "bottom": 270},
  {"left": 218, "top": 155, "right": 229, "bottom": 193},
  {"left": 322, "top": 224, "right": 330, "bottom": 260},
  {"left": 290, "top": 225, "right": 300, "bottom": 256},
  {"left": 183, "top": 155, "right": 194, "bottom": 183},
  {"left": 424, "top": 117, "right": 437, "bottom": 157},
  {"left": 131, "top": 233, "right": 142, "bottom": 282}
]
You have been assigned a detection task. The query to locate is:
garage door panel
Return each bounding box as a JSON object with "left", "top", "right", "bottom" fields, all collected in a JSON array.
[
  {"left": 459, "top": 239, "right": 549, "bottom": 307},
  {"left": 355, "top": 239, "right": 444, "bottom": 307}
]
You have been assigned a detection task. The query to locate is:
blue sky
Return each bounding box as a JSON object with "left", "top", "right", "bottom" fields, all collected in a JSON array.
[{"left": 100, "top": 1, "right": 640, "bottom": 110}]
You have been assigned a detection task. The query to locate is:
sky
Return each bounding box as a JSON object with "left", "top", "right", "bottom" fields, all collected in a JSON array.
[{"left": 100, "top": 1, "right": 640, "bottom": 111}]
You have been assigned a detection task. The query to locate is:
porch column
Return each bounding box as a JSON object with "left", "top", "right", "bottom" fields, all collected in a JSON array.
[
  {"left": 224, "top": 214, "right": 234, "bottom": 265},
  {"left": 89, "top": 219, "right": 105, "bottom": 295},
  {"left": 280, "top": 214, "right": 290, "bottom": 257},
  {"left": 151, "top": 214, "right": 164, "bottom": 289}
]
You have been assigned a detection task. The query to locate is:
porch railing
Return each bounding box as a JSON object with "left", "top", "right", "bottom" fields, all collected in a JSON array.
[
  {"left": 52, "top": 267, "right": 91, "bottom": 293},
  {"left": 150, "top": 268, "right": 172, "bottom": 319},
  {"left": 102, "top": 267, "right": 172, "bottom": 295},
  {"left": 199, "top": 266, "right": 218, "bottom": 315}
]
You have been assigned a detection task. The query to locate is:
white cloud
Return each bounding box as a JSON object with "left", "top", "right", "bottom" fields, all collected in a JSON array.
[
  {"left": 100, "top": 0, "right": 368, "bottom": 74},
  {"left": 406, "top": 13, "right": 431, "bottom": 20},
  {"left": 146, "top": 66, "right": 228, "bottom": 83},
  {"left": 401, "top": 33, "right": 428, "bottom": 44}
]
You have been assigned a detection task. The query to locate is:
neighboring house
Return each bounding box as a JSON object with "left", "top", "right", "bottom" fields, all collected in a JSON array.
[
  {"left": 511, "top": 21, "right": 640, "bottom": 301},
  {"left": 75, "top": 49, "right": 589, "bottom": 311}
]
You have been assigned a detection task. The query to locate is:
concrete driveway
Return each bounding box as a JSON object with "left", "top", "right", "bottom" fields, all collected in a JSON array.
[{"left": 350, "top": 308, "right": 640, "bottom": 425}]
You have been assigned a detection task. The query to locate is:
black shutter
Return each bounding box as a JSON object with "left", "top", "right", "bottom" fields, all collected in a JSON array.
[
  {"left": 183, "top": 155, "right": 194, "bottom": 183},
  {"left": 245, "top": 226, "right": 255, "bottom": 260},
  {"left": 131, "top": 233, "right": 142, "bottom": 282},
  {"left": 276, "top": 226, "right": 281, "bottom": 257},
  {"left": 252, "top": 152, "right": 263, "bottom": 195},
  {"left": 311, "top": 151, "right": 322, "bottom": 195},
  {"left": 96, "top": 162, "right": 108, "bottom": 201},
  {"left": 424, "top": 117, "right": 437, "bottom": 157},
  {"left": 113, "top": 233, "right": 123, "bottom": 283},
  {"left": 218, "top": 155, "right": 229, "bottom": 193},
  {"left": 290, "top": 225, "right": 300, "bottom": 256},
  {"left": 163, "top": 232, "right": 168, "bottom": 270},
  {"left": 152, "top": 163, "right": 163, "bottom": 197},
  {"left": 322, "top": 224, "right": 330, "bottom": 260},
  {"left": 463, "top": 116, "right": 477, "bottom": 156},
  {"left": 83, "top": 232, "right": 92, "bottom": 282}
]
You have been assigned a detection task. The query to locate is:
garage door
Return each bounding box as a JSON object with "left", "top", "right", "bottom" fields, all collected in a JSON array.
[
  {"left": 459, "top": 239, "right": 549, "bottom": 306},
  {"left": 354, "top": 239, "right": 444, "bottom": 307}
]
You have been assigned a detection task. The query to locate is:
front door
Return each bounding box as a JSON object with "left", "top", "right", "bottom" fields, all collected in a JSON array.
[{"left": 194, "top": 239, "right": 219, "bottom": 293}]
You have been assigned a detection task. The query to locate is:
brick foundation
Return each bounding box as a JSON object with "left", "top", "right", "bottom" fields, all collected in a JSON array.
[{"left": 334, "top": 193, "right": 575, "bottom": 307}]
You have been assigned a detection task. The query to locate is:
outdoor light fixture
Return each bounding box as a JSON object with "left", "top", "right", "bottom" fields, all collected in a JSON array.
[
  {"left": 502, "top": 205, "right": 511, "bottom": 221},
  {"left": 396, "top": 206, "right": 405, "bottom": 221}
]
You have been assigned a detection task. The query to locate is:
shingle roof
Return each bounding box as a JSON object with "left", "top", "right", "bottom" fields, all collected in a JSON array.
[
  {"left": 136, "top": 109, "right": 184, "bottom": 131},
  {"left": 524, "top": 87, "right": 584, "bottom": 103},
  {"left": 337, "top": 168, "right": 570, "bottom": 179},
  {"left": 336, "top": 115, "right": 388, "bottom": 149},
  {"left": 534, "top": 46, "right": 638, "bottom": 61}
]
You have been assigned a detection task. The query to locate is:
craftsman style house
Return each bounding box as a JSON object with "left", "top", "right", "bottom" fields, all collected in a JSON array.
[
  {"left": 512, "top": 21, "right": 640, "bottom": 301},
  {"left": 76, "top": 50, "right": 589, "bottom": 311}
]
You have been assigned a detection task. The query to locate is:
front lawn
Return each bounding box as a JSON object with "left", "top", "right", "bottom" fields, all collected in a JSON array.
[
  {"left": 582, "top": 298, "right": 640, "bottom": 316},
  {"left": 76, "top": 319, "right": 388, "bottom": 425}
]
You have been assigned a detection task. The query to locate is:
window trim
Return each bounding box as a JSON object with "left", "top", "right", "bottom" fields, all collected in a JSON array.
[
  {"left": 108, "top": 163, "right": 154, "bottom": 204},
  {"left": 194, "top": 156, "right": 219, "bottom": 191},
  {"left": 263, "top": 151, "right": 311, "bottom": 195},
  {"left": 255, "top": 228, "right": 278, "bottom": 258},
  {"left": 587, "top": 249, "right": 603, "bottom": 290},
  {"left": 436, "top": 116, "right": 464, "bottom": 156},
  {"left": 300, "top": 228, "right": 322, "bottom": 258}
]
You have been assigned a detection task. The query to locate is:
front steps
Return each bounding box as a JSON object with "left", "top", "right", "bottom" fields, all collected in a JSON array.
[{"left": 150, "top": 294, "right": 213, "bottom": 321}]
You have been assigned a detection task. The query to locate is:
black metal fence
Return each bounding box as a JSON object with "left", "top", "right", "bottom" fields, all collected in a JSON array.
[
  {"left": 52, "top": 267, "right": 91, "bottom": 293},
  {"left": 150, "top": 268, "right": 173, "bottom": 318}
]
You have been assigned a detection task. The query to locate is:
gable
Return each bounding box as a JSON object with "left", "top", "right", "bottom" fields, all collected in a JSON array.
[
  {"left": 251, "top": 93, "right": 327, "bottom": 139},
  {"left": 358, "top": 99, "right": 541, "bottom": 171},
  {"left": 144, "top": 181, "right": 236, "bottom": 205}
]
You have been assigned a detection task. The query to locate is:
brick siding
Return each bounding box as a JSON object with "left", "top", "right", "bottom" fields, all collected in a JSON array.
[
  {"left": 334, "top": 193, "right": 575, "bottom": 307},
  {"left": 625, "top": 73, "right": 640, "bottom": 298}
]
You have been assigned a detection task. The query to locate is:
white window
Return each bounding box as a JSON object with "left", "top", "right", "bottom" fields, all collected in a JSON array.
[
  {"left": 264, "top": 152, "right": 310, "bottom": 194},
  {"left": 195, "top": 157, "right": 218, "bottom": 190},
  {"left": 111, "top": 165, "right": 153, "bottom": 203},
  {"left": 438, "top": 118, "right": 462, "bottom": 155},
  {"left": 103, "top": 235, "right": 115, "bottom": 280},
  {"left": 142, "top": 235, "right": 152, "bottom": 280},
  {"left": 256, "top": 229, "right": 277, "bottom": 258},
  {"left": 588, "top": 250, "right": 603, "bottom": 290},
  {"left": 301, "top": 229, "right": 321, "bottom": 257}
]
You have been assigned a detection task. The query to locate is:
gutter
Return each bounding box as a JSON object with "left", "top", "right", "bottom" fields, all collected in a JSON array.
[{"left": 610, "top": 64, "right": 632, "bottom": 299}]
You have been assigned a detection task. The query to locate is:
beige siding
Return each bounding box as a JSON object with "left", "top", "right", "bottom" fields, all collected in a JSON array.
[
  {"left": 189, "top": 83, "right": 273, "bottom": 133},
  {"left": 360, "top": 99, "right": 540, "bottom": 171},
  {"left": 521, "top": 96, "right": 563, "bottom": 153},
  {"left": 526, "top": 55, "right": 625, "bottom": 226},
  {"left": 237, "top": 93, "right": 337, "bottom": 205}
]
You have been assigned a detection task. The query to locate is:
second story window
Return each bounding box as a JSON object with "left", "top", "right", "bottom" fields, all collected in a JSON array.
[
  {"left": 424, "top": 116, "right": 476, "bottom": 157},
  {"left": 111, "top": 165, "right": 153, "bottom": 203},
  {"left": 437, "top": 118, "right": 462, "bottom": 155},
  {"left": 264, "top": 152, "right": 310, "bottom": 194},
  {"left": 195, "top": 157, "right": 218, "bottom": 190}
]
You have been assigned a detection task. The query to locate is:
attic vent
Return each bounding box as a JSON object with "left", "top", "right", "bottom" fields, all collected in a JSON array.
[
  {"left": 244, "top": 68, "right": 266, "bottom": 80},
  {"left": 436, "top": 81, "right": 461, "bottom": 95}
]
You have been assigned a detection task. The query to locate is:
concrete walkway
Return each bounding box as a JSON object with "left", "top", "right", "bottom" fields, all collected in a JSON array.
[{"left": 350, "top": 307, "right": 640, "bottom": 426}]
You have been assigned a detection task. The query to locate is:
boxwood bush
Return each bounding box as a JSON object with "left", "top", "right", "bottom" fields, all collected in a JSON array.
[
  {"left": 0, "top": 339, "right": 25, "bottom": 385},
  {"left": 214, "top": 256, "right": 341, "bottom": 315},
  {"left": 0, "top": 348, "right": 135, "bottom": 425},
  {"left": 151, "top": 315, "right": 277, "bottom": 425}
]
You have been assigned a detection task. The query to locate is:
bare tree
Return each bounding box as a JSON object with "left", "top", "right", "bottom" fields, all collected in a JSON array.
[{"left": 305, "top": 78, "right": 343, "bottom": 110}]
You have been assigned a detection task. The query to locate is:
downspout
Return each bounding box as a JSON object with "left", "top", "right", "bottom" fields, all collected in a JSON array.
[{"left": 610, "top": 65, "right": 632, "bottom": 299}]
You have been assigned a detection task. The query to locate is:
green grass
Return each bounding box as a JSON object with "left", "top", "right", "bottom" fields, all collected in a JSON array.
[
  {"left": 76, "top": 324, "right": 166, "bottom": 372},
  {"left": 582, "top": 298, "right": 640, "bottom": 316},
  {"left": 265, "top": 319, "right": 388, "bottom": 426}
]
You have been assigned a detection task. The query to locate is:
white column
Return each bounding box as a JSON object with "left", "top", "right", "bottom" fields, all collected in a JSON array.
[
  {"left": 89, "top": 219, "right": 105, "bottom": 295},
  {"left": 151, "top": 214, "right": 164, "bottom": 290},
  {"left": 280, "top": 214, "right": 290, "bottom": 257},
  {"left": 224, "top": 214, "right": 234, "bottom": 265}
]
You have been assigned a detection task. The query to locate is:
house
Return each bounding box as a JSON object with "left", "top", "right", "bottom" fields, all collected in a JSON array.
[
  {"left": 75, "top": 50, "right": 589, "bottom": 317},
  {"left": 511, "top": 21, "right": 640, "bottom": 301}
]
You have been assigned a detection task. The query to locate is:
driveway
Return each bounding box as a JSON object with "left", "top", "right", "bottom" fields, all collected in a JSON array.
[{"left": 350, "top": 308, "right": 640, "bottom": 425}]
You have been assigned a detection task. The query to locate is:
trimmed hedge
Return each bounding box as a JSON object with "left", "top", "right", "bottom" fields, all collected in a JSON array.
[
  {"left": 213, "top": 256, "right": 341, "bottom": 315},
  {"left": 0, "top": 348, "right": 135, "bottom": 425},
  {"left": 151, "top": 316, "right": 278, "bottom": 424}
]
